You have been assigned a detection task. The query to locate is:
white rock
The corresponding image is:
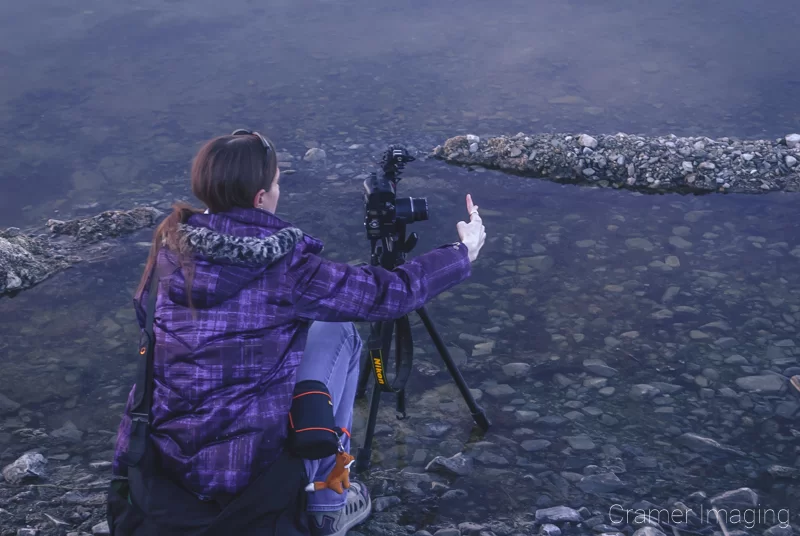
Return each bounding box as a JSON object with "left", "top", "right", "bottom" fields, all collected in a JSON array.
[
  {"left": 742, "top": 153, "right": 755, "bottom": 161},
  {"left": 469, "top": 143, "right": 479, "bottom": 153},
  {"left": 681, "top": 161, "right": 694, "bottom": 172},
  {"left": 466, "top": 134, "right": 480, "bottom": 144},
  {"left": 578, "top": 134, "right": 598, "bottom": 149},
  {"left": 786, "top": 155, "right": 797, "bottom": 167},
  {"left": 303, "top": 148, "right": 327, "bottom": 162},
  {"left": 786, "top": 133, "right": 800, "bottom": 148}
]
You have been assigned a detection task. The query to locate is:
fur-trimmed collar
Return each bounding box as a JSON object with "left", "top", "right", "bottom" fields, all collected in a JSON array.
[{"left": 177, "top": 224, "right": 303, "bottom": 266}]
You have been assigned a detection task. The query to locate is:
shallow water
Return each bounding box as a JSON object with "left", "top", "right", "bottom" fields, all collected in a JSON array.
[{"left": 2, "top": 0, "right": 800, "bottom": 533}]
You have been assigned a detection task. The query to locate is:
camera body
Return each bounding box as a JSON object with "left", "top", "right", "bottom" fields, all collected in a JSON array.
[{"left": 363, "top": 146, "right": 428, "bottom": 243}]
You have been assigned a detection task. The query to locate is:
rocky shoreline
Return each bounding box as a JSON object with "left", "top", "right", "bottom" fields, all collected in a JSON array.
[
  {"left": 432, "top": 132, "right": 800, "bottom": 194},
  {"left": 0, "top": 207, "right": 161, "bottom": 297},
  {"left": 0, "top": 446, "right": 795, "bottom": 536}
]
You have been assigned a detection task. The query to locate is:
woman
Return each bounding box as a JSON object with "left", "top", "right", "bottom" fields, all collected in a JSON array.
[{"left": 109, "top": 129, "right": 487, "bottom": 536}]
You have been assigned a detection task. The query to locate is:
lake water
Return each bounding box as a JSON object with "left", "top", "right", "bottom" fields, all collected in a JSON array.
[{"left": 1, "top": 1, "right": 799, "bottom": 534}]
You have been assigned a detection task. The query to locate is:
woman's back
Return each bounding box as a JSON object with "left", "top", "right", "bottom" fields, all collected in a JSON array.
[{"left": 113, "top": 205, "right": 473, "bottom": 499}]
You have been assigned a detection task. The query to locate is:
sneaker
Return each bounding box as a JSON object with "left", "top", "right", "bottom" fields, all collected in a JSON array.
[{"left": 308, "top": 481, "right": 371, "bottom": 536}]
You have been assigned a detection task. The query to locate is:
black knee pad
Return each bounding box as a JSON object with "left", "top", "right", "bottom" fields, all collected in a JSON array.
[{"left": 287, "top": 380, "right": 346, "bottom": 460}]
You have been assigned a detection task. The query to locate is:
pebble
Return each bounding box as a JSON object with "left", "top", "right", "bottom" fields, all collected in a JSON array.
[
  {"left": 425, "top": 452, "right": 473, "bottom": 477},
  {"left": 373, "top": 495, "right": 401, "bottom": 512},
  {"left": 582, "top": 358, "right": 618, "bottom": 377},
  {"left": 786, "top": 155, "right": 797, "bottom": 167},
  {"left": 303, "top": 148, "right": 327, "bottom": 162},
  {"left": 579, "top": 134, "right": 598, "bottom": 149},
  {"left": 735, "top": 375, "right": 785, "bottom": 393},
  {"left": 710, "top": 487, "right": 759, "bottom": 509},
  {"left": 629, "top": 384, "right": 660, "bottom": 399},
  {"left": 521, "top": 439, "right": 551, "bottom": 452},
  {"left": 577, "top": 472, "right": 625, "bottom": 493},
  {"left": 0, "top": 393, "right": 21, "bottom": 415},
  {"left": 540, "top": 524, "right": 562, "bottom": 536},
  {"left": 565, "top": 435, "right": 596, "bottom": 450},
  {"left": 502, "top": 362, "right": 531, "bottom": 377},
  {"left": 91, "top": 521, "right": 110, "bottom": 535},
  {"left": 535, "top": 505, "right": 582, "bottom": 523}
]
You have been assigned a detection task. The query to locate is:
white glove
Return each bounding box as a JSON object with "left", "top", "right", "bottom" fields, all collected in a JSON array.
[{"left": 456, "top": 194, "right": 486, "bottom": 263}]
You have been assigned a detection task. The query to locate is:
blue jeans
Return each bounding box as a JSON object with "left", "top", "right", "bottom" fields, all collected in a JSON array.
[{"left": 297, "top": 321, "right": 362, "bottom": 512}]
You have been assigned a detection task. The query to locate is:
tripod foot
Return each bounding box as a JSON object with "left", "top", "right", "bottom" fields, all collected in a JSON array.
[
  {"left": 355, "top": 446, "right": 371, "bottom": 474},
  {"left": 472, "top": 408, "right": 491, "bottom": 432}
]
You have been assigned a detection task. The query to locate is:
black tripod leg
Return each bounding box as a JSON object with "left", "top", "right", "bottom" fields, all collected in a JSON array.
[
  {"left": 415, "top": 305, "right": 491, "bottom": 432},
  {"left": 355, "top": 380, "right": 382, "bottom": 473},
  {"left": 356, "top": 344, "right": 372, "bottom": 399}
]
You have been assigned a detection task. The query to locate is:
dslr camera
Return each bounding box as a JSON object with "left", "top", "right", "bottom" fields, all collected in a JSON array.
[{"left": 363, "top": 146, "right": 428, "bottom": 250}]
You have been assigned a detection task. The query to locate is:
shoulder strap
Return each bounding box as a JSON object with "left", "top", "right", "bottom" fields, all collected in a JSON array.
[{"left": 123, "top": 263, "right": 161, "bottom": 467}]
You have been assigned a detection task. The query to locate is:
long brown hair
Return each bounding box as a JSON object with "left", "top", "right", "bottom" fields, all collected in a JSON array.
[{"left": 136, "top": 132, "right": 279, "bottom": 300}]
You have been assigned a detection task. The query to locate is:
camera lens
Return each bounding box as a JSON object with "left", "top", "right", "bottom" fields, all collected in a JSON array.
[{"left": 396, "top": 197, "right": 428, "bottom": 223}]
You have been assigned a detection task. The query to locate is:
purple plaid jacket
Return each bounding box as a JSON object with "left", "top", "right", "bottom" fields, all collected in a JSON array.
[{"left": 112, "top": 207, "right": 471, "bottom": 498}]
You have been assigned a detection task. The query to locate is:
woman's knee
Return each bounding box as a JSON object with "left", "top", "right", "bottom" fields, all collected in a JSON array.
[{"left": 308, "top": 321, "right": 361, "bottom": 353}]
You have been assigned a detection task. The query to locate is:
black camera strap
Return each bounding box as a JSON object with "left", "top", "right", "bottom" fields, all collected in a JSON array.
[
  {"left": 122, "top": 262, "right": 161, "bottom": 467},
  {"left": 367, "top": 316, "right": 413, "bottom": 393}
]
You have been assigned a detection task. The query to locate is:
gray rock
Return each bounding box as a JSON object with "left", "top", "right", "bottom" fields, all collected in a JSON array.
[
  {"left": 764, "top": 523, "right": 794, "bottom": 536},
  {"left": 303, "top": 148, "right": 327, "bottom": 162},
  {"left": 540, "top": 524, "right": 562, "bottom": 536},
  {"left": 373, "top": 495, "right": 401, "bottom": 512},
  {"left": 710, "top": 487, "right": 758, "bottom": 509},
  {"left": 502, "top": 362, "right": 531, "bottom": 377},
  {"left": 633, "top": 528, "right": 667, "bottom": 536},
  {"left": 17, "top": 529, "right": 38, "bottom": 536},
  {"left": 565, "top": 435, "right": 596, "bottom": 450},
  {"left": 786, "top": 133, "right": 800, "bottom": 148},
  {"left": 440, "top": 489, "right": 468, "bottom": 500},
  {"left": 583, "top": 359, "right": 619, "bottom": 377},
  {"left": 433, "top": 529, "right": 460, "bottom": 536},
  {"left": 676, "top": 433, "right": 746, "bottom": 456},
  {"left": 51, "top": 421, "right": 83, "bottom": 442},
  {"left": 535, "top": 506, "right": 582, "bottom": 523},
  {"left": 521, "top": 440, "right": 552, "bottom": 452},
  {"left": 579, "top": 134, "right": 598, "bottom": 149},
  {"left": 626, "top": 238, "right": 655, "bottom": 251},
  {"left": 2, "top": 451, "right": 47, "bottom": 484},
  {"left": 425, "top": 452, "right": 473, "bottom": 477},
  {"left": 485, "top": 383, "right": 516, "bottom": 397},
  {"left": 630, "top": 384, "right": 660, "bottom": 399},
  {"left": 786, "top": 155, "right": 798, "bottom": 168},
  {"left": 0, "top": 393, "right": 21, "bottom": 415},
  {"left": 775, "top": 401, "right": 799, "bottom": 419},
  {"left": 457, "top": 522, "right": 485, "bottom": 535},
  {"left": 577, "top": 472, "right": 625, "bottom": 493},
  {"left": 92, "top": 521, "right": 110, "bottom": 535},
  {"left": 735, "top": 375, "right": 785, "bottom": 393}
]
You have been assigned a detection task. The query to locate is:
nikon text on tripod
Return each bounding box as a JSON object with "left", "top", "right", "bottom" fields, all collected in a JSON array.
[{"left": 355, "top": 145, "right": 490, "bottom": 474}]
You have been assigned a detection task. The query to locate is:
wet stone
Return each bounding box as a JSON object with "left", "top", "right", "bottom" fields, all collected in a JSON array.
[
  {"left": 565, "top": 435, "right": 596, "bottom": 450},
  {"left": 502, "top": 362, "right": 531, "bottom": 377},
  {"left": 535, "top": 505, "right": 582, "bottom": 523},
  {"left": 735, "top": 375, "right": 785, "bottom": 393},
  {"left": 485, "top": 383, "right": 516, "bottom": 398},
  {"left": 710, "top": 487, "right": 759, "bottom": 509},
  {"left": 630, "top": 384, "right": 660, "bottom": 399},
  {"left": 577, "top": 472, "right": 625, "bottom": 493},
  {"left": 521, "top": 439, "right": 551, "bottom": 452},
  {"left": 425, "top": 452, "right": 473, "bottom": 477},
  {"left": 583, "top": 358, "right": 619, "bottom": 377},
  {"left": 540, "top": 524, "right": 561, "bottom": 536},
  {"left": 626, "top": 238, "right": 655, "bottom": 251}
]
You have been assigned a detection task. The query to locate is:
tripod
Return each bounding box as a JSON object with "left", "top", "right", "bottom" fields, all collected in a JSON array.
[{"left": 353, "top": 224, "right": 491, "bottom": 474}]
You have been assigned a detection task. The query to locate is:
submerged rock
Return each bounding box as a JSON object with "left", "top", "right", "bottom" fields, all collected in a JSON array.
[
  {"left": 1, "top": 206, "right": 161, "bottom": 297},
  {"left": 433, "top": 132, "right": 800, "bottom": 193},
  {"left": 46, "top": 207, "right": 161, "bottom": 243}
]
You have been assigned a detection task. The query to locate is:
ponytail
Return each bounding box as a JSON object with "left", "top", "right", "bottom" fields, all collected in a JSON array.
[{"left": 135, "top": 202, "right": 205, "bottom": 308}]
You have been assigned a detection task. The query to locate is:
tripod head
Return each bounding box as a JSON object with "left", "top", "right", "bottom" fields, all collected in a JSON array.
[{"left": 362, "top": 146, "right": 428, "bottom": 270}]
